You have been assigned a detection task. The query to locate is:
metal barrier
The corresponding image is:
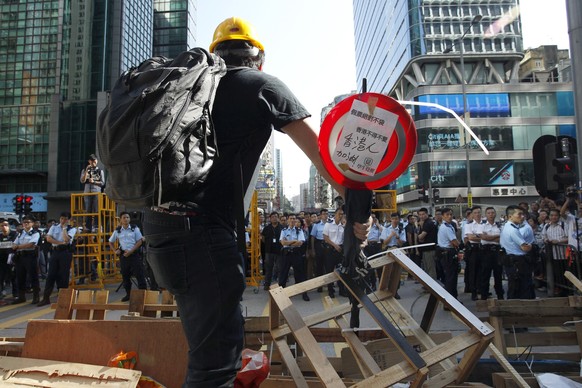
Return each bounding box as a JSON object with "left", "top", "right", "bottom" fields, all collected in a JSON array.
[{"left": 70, "top": 193, "right": 119, "bottom": 288}]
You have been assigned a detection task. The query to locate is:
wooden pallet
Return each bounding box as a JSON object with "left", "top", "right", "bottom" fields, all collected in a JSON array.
[
  {"left": 476, "top": 296, "right": 582, "bottom": 362},
  {"left": 269, "top": 248, "right": 495, "bottom": 387}
]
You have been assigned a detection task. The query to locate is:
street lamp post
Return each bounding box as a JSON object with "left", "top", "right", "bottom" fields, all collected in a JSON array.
[{"left": 445, "top": 14, "right": 482, "bottom": 208}]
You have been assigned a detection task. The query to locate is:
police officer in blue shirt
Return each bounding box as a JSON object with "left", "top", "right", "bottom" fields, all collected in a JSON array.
[
  {"left": 279, "top": 214, "right": 309, "bottom": 301},
  {"left": 109, "top": 212, "right": 147, "bottom": 302},
  {"left": 437, "top": 208, "right": 460, "bottom": 303},
  {"left": 310, "top": 209, "right": 328, "bottom": 292},
  {"left": 12, "top": 215, "right": 40, "bottom": 304},
  {"left": 37, "top": 212, "right": 77, "bottom": 307},
  {"left": 500, "top": 205, "right": 535, "bottom": 300}
]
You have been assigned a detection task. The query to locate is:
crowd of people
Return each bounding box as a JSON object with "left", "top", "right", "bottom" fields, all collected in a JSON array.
[{"left": 251, "top": 196, "right": 582, "bottom": 307}]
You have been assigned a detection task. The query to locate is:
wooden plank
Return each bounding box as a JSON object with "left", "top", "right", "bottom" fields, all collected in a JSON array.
[
  {"left": 488, "top": 344, "right": 531, "bottom": 388},
  {"left": 161, "top": 290, "right": 175, "bottom": 318},
  {"left": 323, "top": 296, "right": 380, "bottom": 378},
  {"left": 0, "top": 355, "right": 141, "bottom": 386},
  {"left": 281, "top": 271, "right": 341, "bottom": 297},
  {"left": 53, "top": 288, "right": 75, "bottom": 319},
  {"left": 143, "top": 290, "right": 160, "bottom": 318},
  {"left": 337, "top": 270, "right": 427, "bottom": 370},
  {"left": 21, "top": 320, "right": 187, "bottom": 388},
  {"left": 74, "top": 290, "right": 93, "bottom": 320},
  {"left": 390, "top": 250, "right": 493, "bottom": 336},
  {"left": 0, "top": 341, "right": 24, "bottom": 353},
  {"left": 353, "top": 330, "right": 482, "bottom": 387},
  {"left": 503, "top": 331, "right": 577, "bottom": 347},
  {"left": 275, "top": 338, "right": 309, "bottom": 388},
  {"left": 380, "top": 297, "right": 456, "bottom": 371},
  {"left": 565, "top": 270, "right": 582, "bottom": 292},
  {"left": 93, "top": 290, "right": 109, "bottom": 320},
  {"left": 455, "top": 333, "right": 493, "bottom": 383},
  {"left": 270, "top": 287, "right": 344, "bottom": 388},
  {"left": 128, "top": 289, "right": 146, "bottom": 316}
]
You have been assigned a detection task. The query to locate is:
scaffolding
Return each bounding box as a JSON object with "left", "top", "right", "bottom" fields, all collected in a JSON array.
[
  {"left": 246, "top": 191, "right": 263, "bottom": 292},
  {"left": 70, "top": 193, "right": 119, "bottom": 288}
]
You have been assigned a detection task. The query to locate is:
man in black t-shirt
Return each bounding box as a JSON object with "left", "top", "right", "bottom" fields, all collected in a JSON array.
[
  {"left": 417, "top": 208, "right": 438, "bottom": 280},
  {"left": 261, "top": 211, "right": 283, "bottom": 290},
  {"left": 141, "top": 17, "right": 370, "bottom": 387}
]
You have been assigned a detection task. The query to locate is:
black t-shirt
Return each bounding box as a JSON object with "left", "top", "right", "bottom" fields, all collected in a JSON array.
[
  {"left": 261, "top": 223, "right": 283, "bottom": 254},
  {"left": 187, "top": 67, "right": 310, "bottom": 225},
  {"left": 420, "top": 219, "right": 438, "bottom": 251},
  {"left": 0, "top": 230, "right": 17, "bottom": 258}
]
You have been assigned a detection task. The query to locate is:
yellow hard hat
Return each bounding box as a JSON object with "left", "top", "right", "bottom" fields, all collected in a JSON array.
[{"left": 209, "top": 17, "right": 265, "bottom": 53}]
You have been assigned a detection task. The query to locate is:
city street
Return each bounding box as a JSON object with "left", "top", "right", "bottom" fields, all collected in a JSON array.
[{"left": 0, "top": 272, "right": 534, "bottom": 343}]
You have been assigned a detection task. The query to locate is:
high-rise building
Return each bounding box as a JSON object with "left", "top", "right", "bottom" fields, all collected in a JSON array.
[
  {"left": 153, "top": 0, "right": 196, "bottom": 58},
  {"left": 0, "top": 0, "right": 196, "bottom": 219},
  {"left": 352, "top": 0, "right": 575, "bottom": 209}
]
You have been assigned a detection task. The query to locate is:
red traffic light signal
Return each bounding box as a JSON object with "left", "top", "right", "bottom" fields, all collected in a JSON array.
[
  {"left": 23, "top": 195, "right": 33, "bottom": 214},
  {"left": 553, "top": 156, "right": 577, "bottom": 187},
  {"left": 13, "top": 195, "right": 23, "bottom": 214}
]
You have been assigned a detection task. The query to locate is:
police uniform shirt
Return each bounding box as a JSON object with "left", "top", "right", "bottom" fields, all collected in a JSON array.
[
  {"left": 323, "top": 221, "right": 345, "bottom": 245},
  {"left": 310, "top": 221, "right": 326, "bottom": 241},
  {"left": 481, "top": 221, "right": 501, "bottom": 245},
  {"left": 463, "top": 220, "right": 483, "bottom": 245},
  {"left": 380, "top": 224, "right": 406, "bottom": 247},
  {"left": 500, "top": 222, "right": 528, "bottom": 256},
  {"left": 437, "top": 222, "right": 457, "bottom": 248},
  {"left": 280, "top": 227, "right": 305, "bottom": 244},
  {"left": 520, "top": 222, "right": 535, "bottom": 244},
  {"left": 109, "top": 225, "right": 143, "bottom": 251},
  {"left": 47, "top": 224, "right": 77, "bottom": 246},
  {"left": 367, "top": 224, "right": 382, "bottom": 243},
  {"left": 14, "top": 229, "right": 40, "bottom": 251}
]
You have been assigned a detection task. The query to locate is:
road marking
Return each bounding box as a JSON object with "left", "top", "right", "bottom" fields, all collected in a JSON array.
[{"left": 0, "top": 307, "right": 54, "bottom": 329}]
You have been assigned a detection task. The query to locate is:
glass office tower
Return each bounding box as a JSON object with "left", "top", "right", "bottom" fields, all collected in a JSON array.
[
  {"left": 352, "top": 0, "right": 574, "bottom": 208},
  {"left": 0, "top": 0, "right": 197, "bottom": 218}
]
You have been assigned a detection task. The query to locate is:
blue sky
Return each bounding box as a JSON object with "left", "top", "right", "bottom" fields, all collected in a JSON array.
[{"left": 197, "top": 0, "right": 570, "bottom": 198}]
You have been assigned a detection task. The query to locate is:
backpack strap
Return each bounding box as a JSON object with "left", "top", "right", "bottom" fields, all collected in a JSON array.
[{"left": 233, "top": 152, "right": 247, "bottom": 262}]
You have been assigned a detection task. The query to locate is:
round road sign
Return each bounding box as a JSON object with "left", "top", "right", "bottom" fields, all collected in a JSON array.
[{"left": 319, "top": 93, "right": 417, "bottom": 190}]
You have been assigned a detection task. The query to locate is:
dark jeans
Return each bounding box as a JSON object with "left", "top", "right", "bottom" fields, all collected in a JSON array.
[
  {"left": 439, "top": 248, "right": 458, "bottom": 298},
  {"left": 84, "top": 194, "right": 98, "bottom": 230},
  {"left": 263, "top": 252, "right": 281, "bottom": 285},
  {"left": 143, "top": 210, "right": 244, "bottom": 388},
  {"left": 278, "top": 249, "right": 306, "bottom": 288},
  {"left": 45, "top": 249, "right": 73, "bottom": 291},
  {"left": 14, "top": 252, "right": 39, "bottom": 292},
  {"left": 505, "top": 255, "right": 535, "bottom": 300},
  {"left": 479, "top": 246, "right": 504, "bottom": 299},
  {"left": 119, "top": 253, "right": 147, "bottom": 294}
]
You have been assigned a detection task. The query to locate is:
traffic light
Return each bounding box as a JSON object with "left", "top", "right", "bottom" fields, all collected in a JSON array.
[
  {"left": 418, "top": 185, "right": 429, "bottom": 203},
  {"left": 433, "top": 188, "right": 440, "bottom": 203},
  {"left": 553, "top": 154, "right": 577, "bottom": 188},
  {"left": 13, "top": 195, "right": 23, "bottom": 214},
  {"left": 23, "top": 195, "right": 33, "bottom": 214}
]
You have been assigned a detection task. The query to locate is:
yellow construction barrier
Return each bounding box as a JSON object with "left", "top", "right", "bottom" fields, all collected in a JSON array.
[
  {"left": 70, "top": 193, "right": 119, "bottom": 288},
  {"left": 246, "top": 191, "right": 263, "bottom": 292}
]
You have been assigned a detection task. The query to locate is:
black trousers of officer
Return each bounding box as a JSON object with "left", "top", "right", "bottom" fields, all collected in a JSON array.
[
  {"left": 313, "top": 239, "right": 325, "bottom": 278},
  {"left": 439, "top": 248, "right": 458, "bottom": 298},
  {"left": 0, "top": 251, "right": 12, "bottom": 293},
  {"left": 45, "top": 248, "right": 73, "bottom": 290},
  {"left": 324, "top": 244, "right": 346, "bottom": 295},
  {"left": 479, "top": 245, "right": 504, "bottom": 299},
  {"left": 464, "top": 244, "right": 480, "bottom": 294},
  {"left": 278, "top": 248, "right": 306, "bottom": 288},
  {"left": 505, "top": 254, "right": 535, "bottom": 300},
  {"left": 120, "top": 253, "right": 147, "bottom": 295},
  {"left": 14, "top": 252, "right": 39, "bottom": 293}
]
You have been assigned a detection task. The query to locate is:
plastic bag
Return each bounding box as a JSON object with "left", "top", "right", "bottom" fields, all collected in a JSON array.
[
  {"left": 234, "top": 349, "right": 270, "bottom": 388},
  {"left": 107, "top": 350, "right": 138, "bottom": 370}
]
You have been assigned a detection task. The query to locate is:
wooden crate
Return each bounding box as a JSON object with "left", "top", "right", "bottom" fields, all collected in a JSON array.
[{"left": 269, "top": 248, "right": 495, "bottom": 387}]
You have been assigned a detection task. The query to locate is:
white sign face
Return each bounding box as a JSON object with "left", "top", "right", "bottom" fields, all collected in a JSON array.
[{"left": 332, "top": 99, "right": 398, "bottom": 176}]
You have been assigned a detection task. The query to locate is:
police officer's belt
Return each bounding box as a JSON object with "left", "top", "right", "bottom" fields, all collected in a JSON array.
[
  {"left": 282, "top": 247, "right": 301, "bottom": 254},
  {"left": 53, "top": 245, "right": 70, "bottom": 252}
]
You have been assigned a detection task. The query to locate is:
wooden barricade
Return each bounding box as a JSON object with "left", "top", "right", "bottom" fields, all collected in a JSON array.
[
  {"left": 476, "top": 296, "right": 582, "bottom": 362},
  {"left": 269, "top": 248, "right": 495, "bottom": 387}
]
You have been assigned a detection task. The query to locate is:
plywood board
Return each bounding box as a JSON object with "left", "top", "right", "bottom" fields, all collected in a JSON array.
[
  {"left": 22, "top": 320, "right": 187, "bottom": 388},
  {"left": 0, "top": 355, "right": 141, "bottom": 387}
]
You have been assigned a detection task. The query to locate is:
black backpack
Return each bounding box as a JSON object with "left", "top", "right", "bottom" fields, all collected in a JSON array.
[{"left": 97, "top": 48, "right": 227, "bottom": 207}]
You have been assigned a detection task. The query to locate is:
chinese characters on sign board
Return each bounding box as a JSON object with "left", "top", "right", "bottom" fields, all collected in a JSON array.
[
  {"left": 490, "top": 187, "right": 528, "bottom": 197},
  {"left": 332, "top": 99, "right": 398, "bottom": 176}
]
